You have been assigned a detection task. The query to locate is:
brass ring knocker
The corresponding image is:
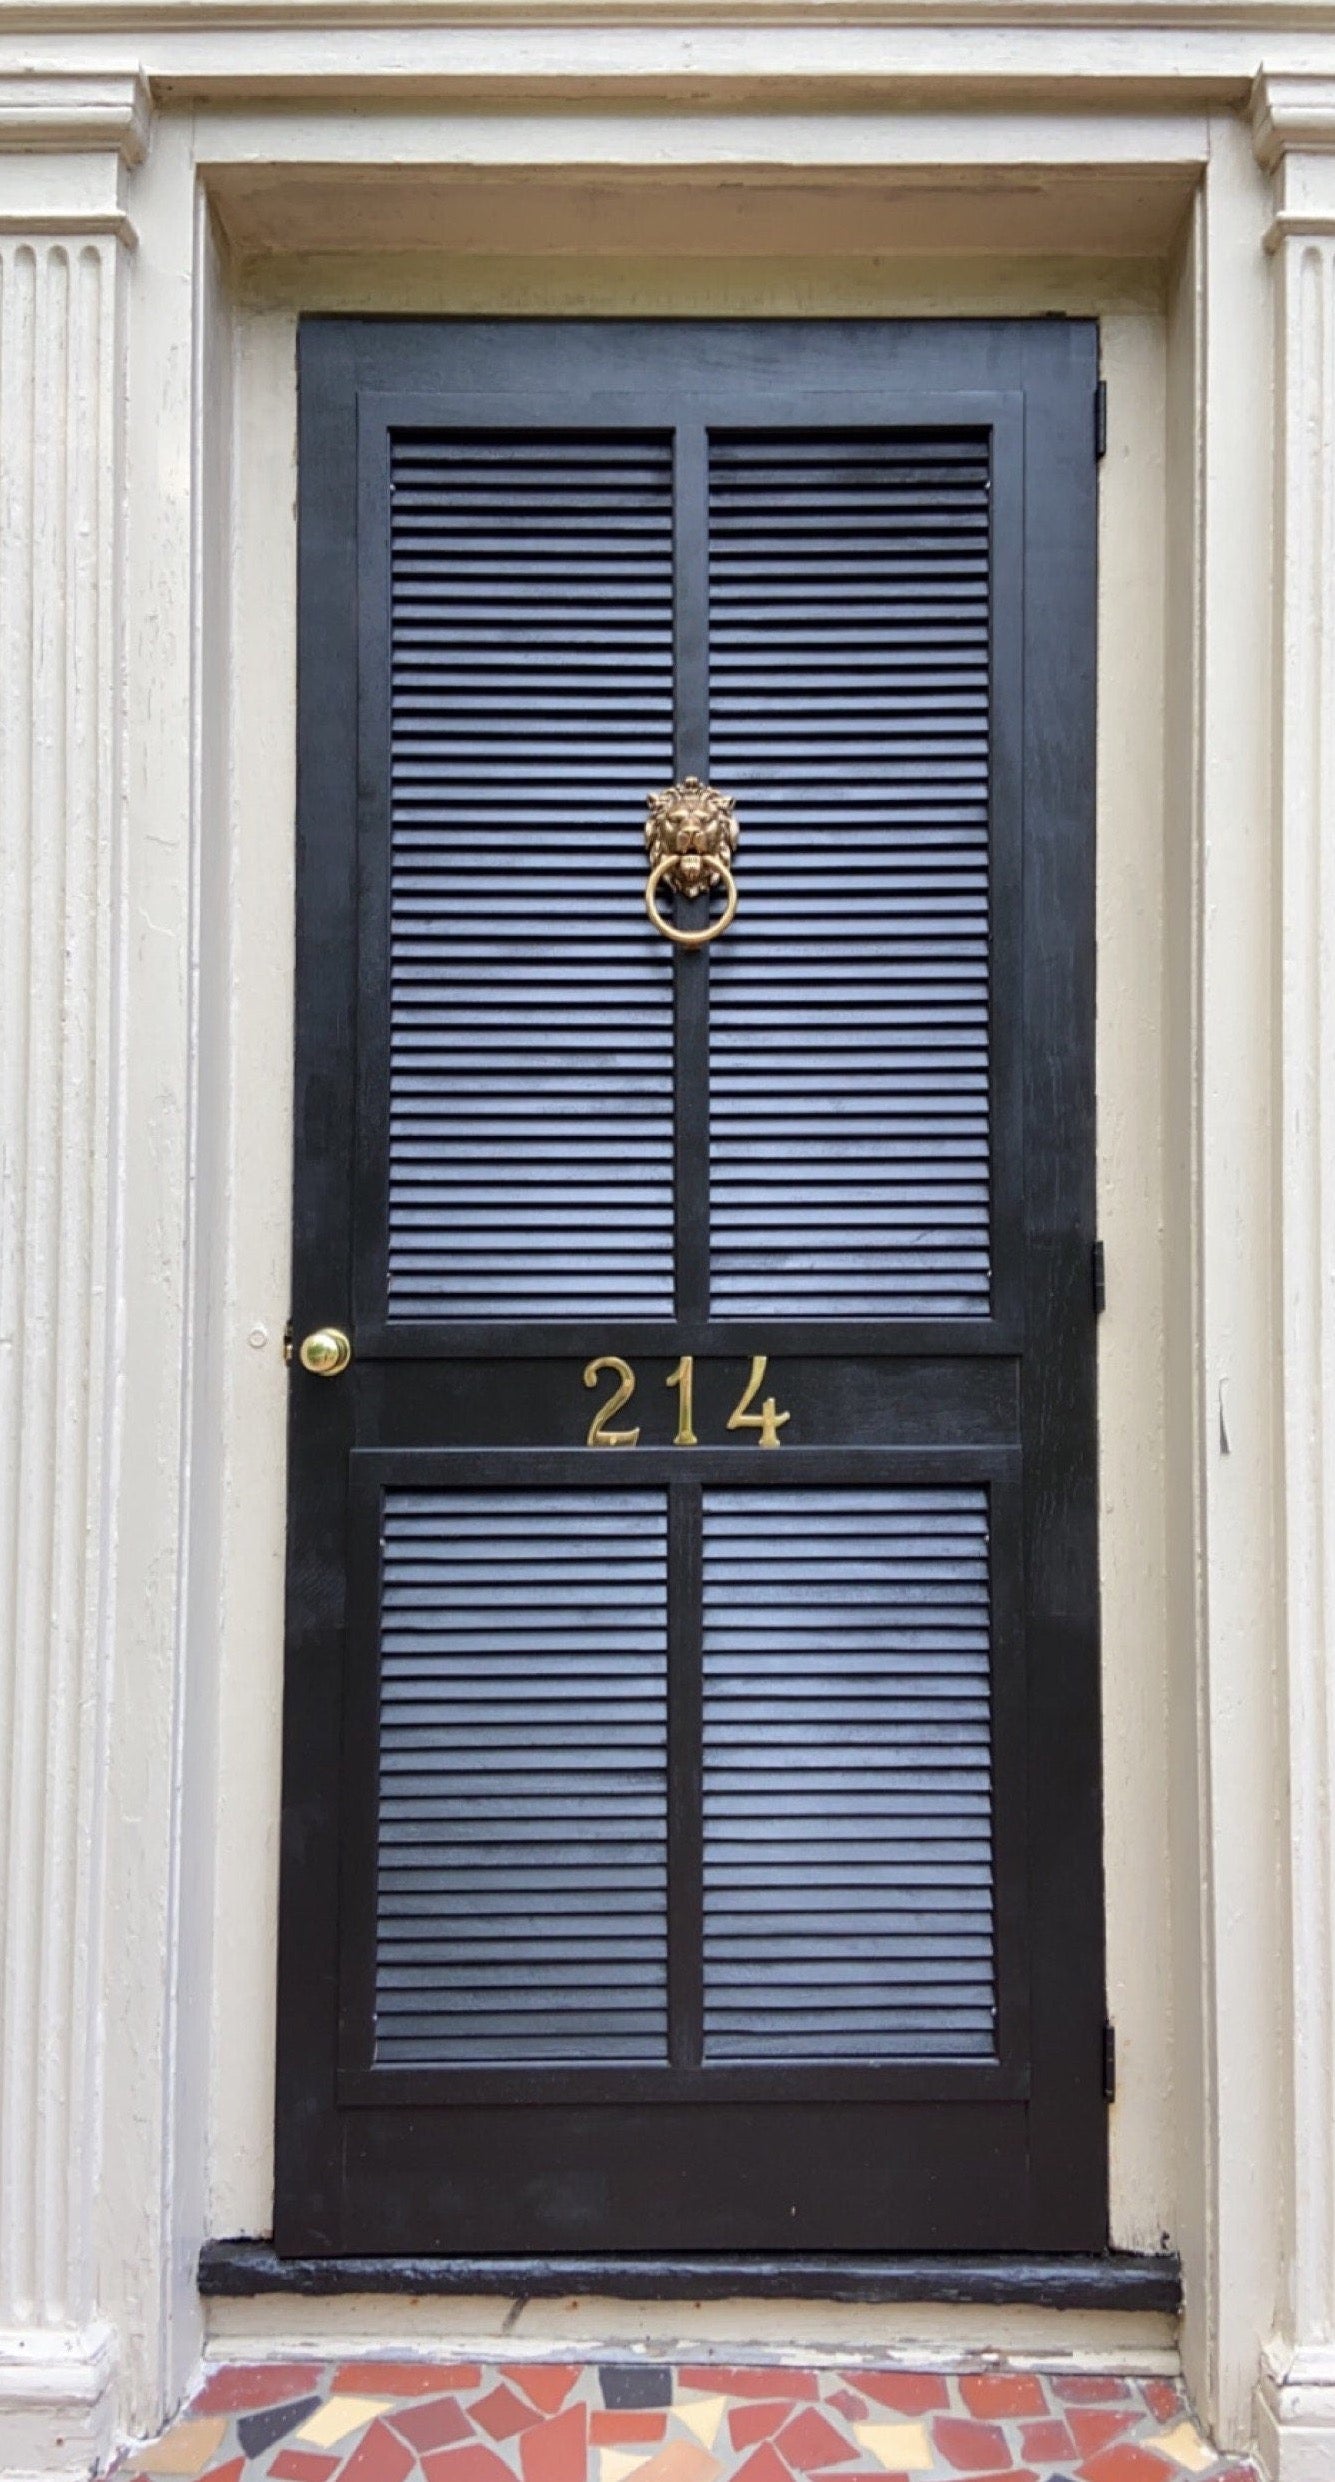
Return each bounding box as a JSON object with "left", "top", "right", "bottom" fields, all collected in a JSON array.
[
  {"left": 643, "top": 776, "right": 740, "bottom": 950},
  {"left": 644, "top": 851, "right": 739, "bottom": 949}
]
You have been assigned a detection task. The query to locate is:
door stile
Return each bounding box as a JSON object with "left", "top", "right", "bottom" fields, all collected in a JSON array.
[
  {"left": 667, "top": 1474, "right": 705, "bottom": 2069},
  {"left": 671, "top": 423, "right": 712, "bottom": 1323}
]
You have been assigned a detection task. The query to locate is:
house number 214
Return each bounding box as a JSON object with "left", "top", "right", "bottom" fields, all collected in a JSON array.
[{"left": 583, "top": 1355, "right": 791, "bottom": 1451}]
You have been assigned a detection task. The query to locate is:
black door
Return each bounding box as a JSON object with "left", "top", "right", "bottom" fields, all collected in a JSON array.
[{"left": 277, "top": 317, "right": 1103, "bottom": 2259}]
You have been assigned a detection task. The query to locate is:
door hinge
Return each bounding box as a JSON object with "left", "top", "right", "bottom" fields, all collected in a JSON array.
[
  {"left": 1095, "top": 379, "right": 1108, "bottom": 461},
  {"left": 1092, "top": 1240, "right": 1106, "bottom": 1314},
  {"left": 1103, "top": 2020, "right": 1117, "bottom": 2103},
  {"left": 283, "top": 1319, "right": 293, "bottom": 1366}
]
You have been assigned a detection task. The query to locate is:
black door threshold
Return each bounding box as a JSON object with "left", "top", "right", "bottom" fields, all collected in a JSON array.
[{"left": 199, "top": 2242, "right": 1181, "bottom": 2314}]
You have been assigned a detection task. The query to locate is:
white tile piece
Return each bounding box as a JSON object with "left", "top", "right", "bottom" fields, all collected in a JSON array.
[
  {"left": 1150, "top": 2422, "right": 1218, "bottom": 2474},
  {"left": 675, "top": 2400, "right": 727, "bottom": 2450},
  {"left": 852, "top": 2421, "right": 933, "bottom": 2473},
  {"left": 600, "top": 2452, "right": 650, "bottom": 2482},
  {"left": 295, "top": 2398, "right": 394, "bottom": 2448}
]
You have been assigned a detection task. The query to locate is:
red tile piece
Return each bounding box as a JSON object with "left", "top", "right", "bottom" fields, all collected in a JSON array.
[
  {"left": 1055, "top": 2378, "right": 1135, "bottom": 2406},
  {"left": 732, "top": 2445, "right": 796, "bottom": 2482},
  {"left": 1068, "top": 2412, "right": 1139, "bottom": 2457},
  {"left": 682, "top": 2372, "right": 818, "bottom": 2401},
  {"left": 1142, "top": 2384, "right": 1185, "bottom": 2425},
  {"left": 423, "top": 2449, "right": 518, "bottom": 2482},
  {"left": 774, "top": 2410, "right": 860, "bottom": 2472},
  {"left": 199, "top": 2462, "right": 245, "bottom": 2482},
  {"left": 934, "top": 2417, "right": 1012, "bottom": 2473},
  {"left": 591, "top": 2415, "right": 668, "bottom": 2446},
  {"left": 337, "top": 2366, "right": 483, "bottom": 2399},
  {"left": 1076, "top": 2450, "right": 1173, "bottom": 2482},
  {"left": 520, "top": 2403, "right": 588, "bottom": 2482},
  {"left": 194, "top": 2370, "right": 324, "bottom": 2415},
  {"left": 730, "top": 2408, "right": 793, "bottom": 2451},
  {"left": 474, "top": 2387, "right": 546, "bottom": 2443},
  {"left": 856, "top": 2378, "right": 950, "bottom": 2417},
  {"left": 508, "top": 2370, "right": 580, "bottom": 2417},
  {"left": 960, "top": 2377, "right": 1047, "bottom": 2421},
  {"left": 339, "top": 2421, "right": 416, "bottom": 2482},
  {"left": 1018, "top": 2422, "right": 1076, "bottom": 2464},
  {"left": 387, "top": 2399, "right": 475, "bottom": 2453},
  {"left": 824, "top": 2394, "right": 868, "bottom": 2425},
  {"left": 271, "top": 2456, "right": 340, "bottom": 2482}
]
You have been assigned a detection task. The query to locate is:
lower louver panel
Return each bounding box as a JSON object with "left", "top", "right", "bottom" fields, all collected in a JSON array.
[
  {"left": 374, "top": 1487, "right": 670, "bottom": 2064},
  {"left": 701, "top": 1486, "right": 997, "bottom": 2062}
]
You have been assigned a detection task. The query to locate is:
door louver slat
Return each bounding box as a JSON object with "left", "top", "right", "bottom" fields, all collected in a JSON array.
[
  {"left": 387, "top": 436, "right": 675, "bottom": 1318},
  {"left": 707, "top": 435, "right": 992, "bottom": 1318},
  {"left": 701, "top": 1487, "right": 996, "bottom": 2061},
  {"left": 374, "top": 1488, "right": 670, "bottom": 2063}
]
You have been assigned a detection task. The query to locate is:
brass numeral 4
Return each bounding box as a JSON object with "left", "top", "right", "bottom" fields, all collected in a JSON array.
[{"left": 726, "top": 1354, "right": 791, "bottom": 1449}]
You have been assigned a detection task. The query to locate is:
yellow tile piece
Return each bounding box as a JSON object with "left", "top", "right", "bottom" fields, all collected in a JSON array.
[
  {"left": 675, "top": 2399, "right": 727, "bottom": 2450},
  {"left": 601, "top": 2452, "right": 651, "bottom": 2482},
  {"left": 139, "top": 2419, "right": 230, "bottom": 2476},
  {"left": 853, "top": 2422, "right": 933, "bottom": 2474},
  {"left": 1150, "top": 2423, "right": 1217, "bottom": 2475},
  {"left": 295, "top": 2398, "right": 394, "bottom": 2447}
]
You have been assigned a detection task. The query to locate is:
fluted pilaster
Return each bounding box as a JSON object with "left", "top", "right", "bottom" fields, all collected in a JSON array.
[
  {"left": 0, "top": 77, "right": 144, "bottom": 2478},
  {"left": 1254, "top": 73, "right": 1335, "bottom": 2482}
]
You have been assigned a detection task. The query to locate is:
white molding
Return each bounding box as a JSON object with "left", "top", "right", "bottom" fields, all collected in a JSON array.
[
  {"left": 1252, "top": 70, "right": 1335, "bottom": 167},
  {"left": 0, "top": 224, "right": 128, "bottom": 2463},
  {"left": 1253, "top": 72, "right": 1335, "bottom": 241},
  {"left": 0, "top": 74, "right": 150, "bottom": 238},
  {"left": 0, "top": 71, "right": 149, "bottom": 162},
  {"left": 1258, "top": 2347, "right": 1335, "bottom": 2482},
  {"left": 0, "top": 0, "right": 1324, "bottom": 28},
  {"left": 0, "top": 2325, "right": 118, "bottom": 2480}
]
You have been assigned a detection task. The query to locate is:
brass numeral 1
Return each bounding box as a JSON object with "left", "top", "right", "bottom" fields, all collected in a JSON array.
[
  {"left": 665, "top": 1355, "right": 697, "bottom": 1446},
  {"left": 726, "top": 1353, "right": 791, "bottom": 1449},
  {"left": 583, "top": 1355, "right": 640, "bottom": 1448}
]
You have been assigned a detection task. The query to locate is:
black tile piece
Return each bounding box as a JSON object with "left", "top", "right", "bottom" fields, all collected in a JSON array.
[
  {"left": 236, "top": 2397, "right": 323, "bottom": 2457},
  {"left": 598, "top": 2368, "right": 674, "bottom": 2410}
]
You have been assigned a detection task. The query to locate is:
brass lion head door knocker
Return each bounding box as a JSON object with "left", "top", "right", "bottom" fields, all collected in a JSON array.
[{"left": 643, "top": 776, "right": 740, "bottom": 950}]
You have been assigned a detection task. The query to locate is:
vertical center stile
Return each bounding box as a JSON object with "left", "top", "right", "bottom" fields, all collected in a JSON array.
[{"left": 671, "top": 424, "right": 713, "bottom": 1329}]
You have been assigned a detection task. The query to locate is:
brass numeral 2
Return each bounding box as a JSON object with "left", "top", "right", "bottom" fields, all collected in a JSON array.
[
  {"left": 583, "top": 1353, "right": 790, "bottom": 1449},
  {"left": 583, "top": 1356, "right": 641, "bottom": 1448}
]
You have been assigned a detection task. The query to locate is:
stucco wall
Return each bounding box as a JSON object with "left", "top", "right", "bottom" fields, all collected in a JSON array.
[{"left": 7, "top": 46, "right": 1333, "bottom": 2478}]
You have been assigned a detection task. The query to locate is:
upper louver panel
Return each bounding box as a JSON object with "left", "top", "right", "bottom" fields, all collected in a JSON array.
[
  {"left": 707, "top": 431, "right": 993, "bottom": 1319},
  {"left": 386, "top": 432, "right": 676, "bottom": 1320}
]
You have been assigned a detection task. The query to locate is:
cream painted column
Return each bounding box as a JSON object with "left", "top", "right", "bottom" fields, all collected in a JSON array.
[
  {"left": 1252, "top": 70, "right": 1335, "bottom": 2482},
  {"left": 0, "top": 70, "right": 148, "bottom": 2482}
]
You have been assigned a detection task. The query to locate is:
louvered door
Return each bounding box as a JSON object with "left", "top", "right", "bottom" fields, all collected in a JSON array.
[{"left": 279, "top": 319, "right": 1102, "bottom": 2260}]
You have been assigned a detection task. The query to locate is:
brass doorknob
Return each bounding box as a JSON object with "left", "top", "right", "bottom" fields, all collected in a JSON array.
[{"left": 298, "top": 1327, "right": 352, "bottom": 1377}]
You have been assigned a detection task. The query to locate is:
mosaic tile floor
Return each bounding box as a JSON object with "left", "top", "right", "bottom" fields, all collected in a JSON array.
[{"left": 124, "top": 2360, "right": 1258, "bottom": 2482}]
